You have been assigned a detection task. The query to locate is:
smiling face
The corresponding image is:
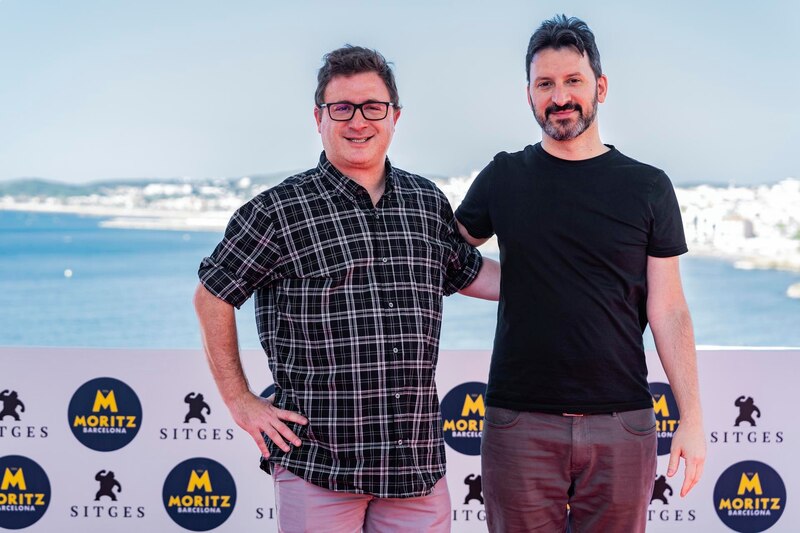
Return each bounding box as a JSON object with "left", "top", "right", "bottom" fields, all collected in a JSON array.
[
  {"left": 314, "top": 71, "right": 400, "bottom": 180},
  {"left": 528, "top": 46, "right": 607, "bottom": 142}
]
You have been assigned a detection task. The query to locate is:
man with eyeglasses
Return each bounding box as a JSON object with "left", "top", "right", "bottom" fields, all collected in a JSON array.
[
  {"left": 456, "top": 15, "right": 705, "bottom": 532},
  {"left": 194, "top": 45, "right": 499, "bottom": 532}
]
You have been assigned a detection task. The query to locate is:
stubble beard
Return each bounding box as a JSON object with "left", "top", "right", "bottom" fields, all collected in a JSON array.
[{"left": 533, "top": 90, "right": 599, "bottom": 141}]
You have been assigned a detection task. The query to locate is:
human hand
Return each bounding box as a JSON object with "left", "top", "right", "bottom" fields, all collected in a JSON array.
[
  {"left": 228, "top": 392, "right": 308, "bottom": 458},
  {"left": 667, "top": 420, "right": 706, "bottom": 497}
]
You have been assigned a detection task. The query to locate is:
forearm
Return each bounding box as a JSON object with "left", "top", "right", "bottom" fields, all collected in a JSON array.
[
  {"left": 193, "top": 283, "right": 252, "bottom": 408},
  {"left": 459, "top": 257, "right": 500, "bottom": 301},
  {"left": 650, "top": 304, "right": 703, "bottom": 425},
  {"left": 193, "top": 284, "right": 307, "bottom": 457}
]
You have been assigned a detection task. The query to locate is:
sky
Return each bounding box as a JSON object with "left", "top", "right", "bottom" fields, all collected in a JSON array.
[{"left": 1, "top": 0, "right": 798, "bottom": 185}]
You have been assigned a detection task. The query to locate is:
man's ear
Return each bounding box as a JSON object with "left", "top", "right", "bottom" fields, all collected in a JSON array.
[{"left": 314, "top": 106, "right": 323, "bottom": 132}]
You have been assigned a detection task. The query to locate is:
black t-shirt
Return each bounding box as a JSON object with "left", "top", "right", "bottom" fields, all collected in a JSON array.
[{"left": 456, "top": 143, "right": 687, "bottom": 413}]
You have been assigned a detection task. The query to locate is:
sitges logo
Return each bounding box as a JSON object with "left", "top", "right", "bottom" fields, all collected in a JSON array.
[
  {"left": 714, "top": 460, "right": 786, "bottom": 532},
  {"left": 0, "top": 455, "right": 51, "bottom": 529},
  {"left": 0, "top": 389, "right": 48, "bottom": 440},
  {"left": 440, "top": 382, "right": 486, "bottom": 455},
  {"left": 0, "top": 390, "right": 25, "bottom": 422},
  {"left": 68, "top": 377, "right": 142, "bottom": 451},
  {"left": 162, "top": 457, "right": 236, "bottom": 531},
  {"left": 650, "top": 382, "right": 679, "bottom": 456},
  {"left": 452, "top": 472, "right": 486, "bottom": 523},
  {"left": 710, "top": 395, "right": 783, "bottom": 445},
  {"left": 69, "top": 470, "right": 146, "bottom": 520},
  {"left": 648, "top": 473, "right": 697, "bottom": 523},
  {"left": 159, "top": 392, "right": 234, "bottom": 441}
]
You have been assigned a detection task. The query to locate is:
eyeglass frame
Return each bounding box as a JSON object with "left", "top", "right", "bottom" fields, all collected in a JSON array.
[{"left": 317, "top": 101, "right": 399, "bottom": 121}]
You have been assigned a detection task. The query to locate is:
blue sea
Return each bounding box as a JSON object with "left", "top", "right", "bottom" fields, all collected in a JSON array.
[{"left": 1, "top": 210, "right": 799, "bottom": 349}]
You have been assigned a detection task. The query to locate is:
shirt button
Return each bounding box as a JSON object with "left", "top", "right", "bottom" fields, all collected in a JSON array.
[
  {"left": 398, "top": 440, "right": 403, "bottom": 446},
  {"left": 395, "top": 393, "right": 401, "bottom": 399},
  {"left": 382, "top": 257, "right": 388, "bottom": 263},
  {"left": 392, "top": 348, "right": 399, "bottom": 354},
  {"left": 387, "top": 302, "right": 394, "bottom": 308}
]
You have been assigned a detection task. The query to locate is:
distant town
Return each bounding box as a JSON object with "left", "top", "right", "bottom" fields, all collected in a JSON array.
[{"left": 2, "top": 174, "right": 799, "bottom": 280}]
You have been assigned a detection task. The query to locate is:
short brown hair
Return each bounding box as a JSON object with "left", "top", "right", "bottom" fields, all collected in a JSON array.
[{"left": 315, "top": 45, "right": 401, "bottom": 108}]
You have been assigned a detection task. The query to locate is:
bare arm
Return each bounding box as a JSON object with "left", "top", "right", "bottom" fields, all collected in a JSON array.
[
  {"left": 455, "top": 218, "right": 500, "bottom": 300},
  {"left": 193, "top": 283, "right": 307, "bottom": 457},
  {"left": 457, "top": 220, "right": 489, "bottom": 247},
  {"left": 647, "top": 256, "right": 706, "bottom": 497},
  {"left": 459, "top": 257, "right": 500, "bottom": 301}
]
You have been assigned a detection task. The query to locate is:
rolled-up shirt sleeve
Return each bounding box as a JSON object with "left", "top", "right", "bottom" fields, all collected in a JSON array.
[
  {"left": 198, "top": 198, "right": 282, "bottom": 308},
  {"left": 439, "top": 191, "right": 482, "bottom": 296}
]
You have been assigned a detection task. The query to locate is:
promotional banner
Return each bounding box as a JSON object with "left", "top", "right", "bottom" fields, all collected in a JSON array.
[{"left": 0, "top": 347, "right": 796, "bottom": 532}]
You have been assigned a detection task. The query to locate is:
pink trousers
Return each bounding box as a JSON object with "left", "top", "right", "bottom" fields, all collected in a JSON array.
[{"left": 273, "top": 465, "right": 451, "bottom": 532}]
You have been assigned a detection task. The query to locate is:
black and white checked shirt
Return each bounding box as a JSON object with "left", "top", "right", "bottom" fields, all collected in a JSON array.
[{"left": 199, "top": 153, "right": 482, "bottom": 498}]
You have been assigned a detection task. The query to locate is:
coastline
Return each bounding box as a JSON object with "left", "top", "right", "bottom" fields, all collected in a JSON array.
[
  {"left": 0, "top": 201, "right": 232, "bottom": 232},
  {"left": 3, "top": 201, "right": 799, "bottom": 276}
]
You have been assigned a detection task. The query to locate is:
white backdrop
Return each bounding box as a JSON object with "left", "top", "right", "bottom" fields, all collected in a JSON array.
[{"left": 0, "top": 347, "right": 795, "bottom": 532}]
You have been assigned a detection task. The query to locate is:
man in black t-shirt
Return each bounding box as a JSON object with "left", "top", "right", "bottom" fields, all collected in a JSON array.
[{"left": 456, "top": 15, "right": 706, "bottom": 533}]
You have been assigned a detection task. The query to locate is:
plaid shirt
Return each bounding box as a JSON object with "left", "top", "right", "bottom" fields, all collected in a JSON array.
[{"left": 199, "top": 153, "right": 482, "bottom": 498}]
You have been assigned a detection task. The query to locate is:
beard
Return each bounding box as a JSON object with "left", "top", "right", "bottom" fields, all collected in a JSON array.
[{"left": 533, "top": 90, "right": 598, "bottom": 141}]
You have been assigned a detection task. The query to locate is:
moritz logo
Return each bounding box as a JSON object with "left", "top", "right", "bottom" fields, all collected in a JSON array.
[
  {"left": 440, "top": 382, "right": 486, "bottom": 455},
  {"left": 162, "top": 457, "right": 236, "bottom": 531},
  {"left": 713, "top": 460, "right": 786, "bottom": 532},
  {"left": 68, "top": 377, "right": 142, "bottom": 451},
  {"left": 0, "top": 455, "right": 50, "bottom": 529},
  {"left": 649, "top": 382, "right": 679, "bottom": 456}
]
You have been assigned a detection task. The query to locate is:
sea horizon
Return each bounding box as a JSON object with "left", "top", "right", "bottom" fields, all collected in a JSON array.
[{"left": 1, "top": 210, "right": 799, "bottom": 352}]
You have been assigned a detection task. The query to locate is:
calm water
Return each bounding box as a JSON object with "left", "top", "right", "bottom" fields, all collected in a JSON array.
[{"left": 1, "top": 211, "right": 799, "bottom": 349}]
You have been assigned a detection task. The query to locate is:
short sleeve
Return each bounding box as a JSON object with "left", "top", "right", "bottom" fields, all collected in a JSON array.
[
  {"left": 198, "top": 198, "right": 283, "bottom": 308},
  {"left": 454, "top": 160, "right": 496, "bottom": 239},
  {"left": 439, "top": 191, "right": 483, "bottom": 296},
  {"left": 647, "top": 172, "right": 688, "bottom": 258}
]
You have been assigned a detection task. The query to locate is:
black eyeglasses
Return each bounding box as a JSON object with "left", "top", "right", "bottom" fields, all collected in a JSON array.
[{"left": 318, "top": 101, "right": 396, "bottom": 121}]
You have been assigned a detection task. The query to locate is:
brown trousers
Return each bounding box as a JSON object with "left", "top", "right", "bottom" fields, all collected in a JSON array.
[{"left": 481, "top": 407, "right": 657, "bottom": 533}]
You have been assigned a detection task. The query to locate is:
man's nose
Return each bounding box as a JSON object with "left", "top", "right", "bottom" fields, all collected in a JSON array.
[
  {"left": 551, "top": 85, "right": 571, "bottom": 106},
  {"left": 348, "top": 108, "right": 369, "bottom": 126}
]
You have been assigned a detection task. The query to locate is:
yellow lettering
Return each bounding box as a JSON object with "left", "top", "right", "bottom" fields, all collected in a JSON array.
[
  {"left": 73, "top": 415, "right": 86, "bottom": 427},
  {"left": 187, "top": 470, "right": 212, "bottom": 493},
  {"left": 443, "top": 420, "right": 455, "bottom": 431},
  {"left": 461, "top": 395, "right": 485, "bottom": 417},
  {"left": 92, "top": 390, "right": 118, "bottom": 413},
  {"left": 771, "top": 498, "right": 782, "bottom": 510},
  {"left": 652, "top": 395, "right": 669, "bottom": 417},
  {"left": 167, "top": 495, "right": 181, "bottom": 507},
  {"left": 221, "top": 495, "right": 231, "bottom": 508},
  {"left": 738, "top": 473, "right": 763, "bottom": 496},
  {"left": 1, "top": 468, "right": 26, "bottom": 490}
]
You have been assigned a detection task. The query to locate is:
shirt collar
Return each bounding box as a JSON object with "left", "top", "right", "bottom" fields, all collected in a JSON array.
[{"left": 317, "top": 152, "right": 395, "bottom": 205}]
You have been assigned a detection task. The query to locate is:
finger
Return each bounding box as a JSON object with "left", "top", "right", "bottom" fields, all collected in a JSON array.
[
  {"left": 681, "top": 457, "right": 705, "bottom": 497},
  {"left": 274, "top": 407, "right": 308, "bottom": 425},
  {"left": 680, "top": 464, "right": 694, "bottom": 497},
  {"left": 263, "top": 425, "right": 292, "bottom": 453},
  {"left": 667, "top": 448, "right": 681, "bottom": 477},
  {"left": 250, "top": 430, "right": 271, "bottom": 459},
  {"left": 270, "top": 418, "right": 303, "bottom": 447}
]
